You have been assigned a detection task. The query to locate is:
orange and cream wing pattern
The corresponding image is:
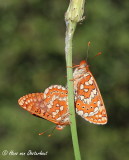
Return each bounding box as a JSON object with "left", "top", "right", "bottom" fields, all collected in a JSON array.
[
  {"left": 18, "top": 85, "right": 70, "bottom": 130},
  {"left": 73, "top": 60, "right": 107, "bottom": 124},
  {"left": 18, "top": 60, "right": 107, "bottom": 130}
]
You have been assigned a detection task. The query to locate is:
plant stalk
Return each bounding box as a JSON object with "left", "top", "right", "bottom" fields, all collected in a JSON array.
[{"left": 65, "top": 0, "right": 86, "bottom": 160}]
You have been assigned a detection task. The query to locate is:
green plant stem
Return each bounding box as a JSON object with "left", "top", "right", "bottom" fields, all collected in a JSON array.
[
  {"left": 65, "top": 21, "right": 81, "bottom": 160},
  {"left": 65, "top": 0, "right": 85, "bottom": 159}
]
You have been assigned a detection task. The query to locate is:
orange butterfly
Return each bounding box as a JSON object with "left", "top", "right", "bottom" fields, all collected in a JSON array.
[
  {"left": 18, "top": 85, "right": 70, "bottom": 130},
  {"left": 18, "top": 60, "right": 107, "bottom": 131},
  {"left": 73, "top": 60, "right": 107, "bottom": 124}
]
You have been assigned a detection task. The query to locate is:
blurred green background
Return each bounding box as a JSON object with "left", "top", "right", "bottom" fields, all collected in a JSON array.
[{"left": 0, "top": 0, "right": 129, "bottom": 160}]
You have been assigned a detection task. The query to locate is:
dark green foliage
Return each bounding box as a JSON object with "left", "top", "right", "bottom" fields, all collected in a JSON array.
[{"left": 0, "top": 0, "right": 129, "bottom": 160}]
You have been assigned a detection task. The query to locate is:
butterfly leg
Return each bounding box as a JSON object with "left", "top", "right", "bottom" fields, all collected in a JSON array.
[{"left": 67, "top": 64, "right": 80, "bottom": 68}]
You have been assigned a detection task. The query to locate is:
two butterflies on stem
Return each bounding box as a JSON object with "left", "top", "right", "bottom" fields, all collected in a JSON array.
[{"left": 18, "top": 60, "right": 108, "bottom": 133}]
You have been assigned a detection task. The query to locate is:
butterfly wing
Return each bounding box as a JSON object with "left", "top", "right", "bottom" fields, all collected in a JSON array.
[
  {"left": 43, "top": 85, "right": 69, "bottom": 125},
  {"left": 18, "top": 92, "right": 45, "bottom": 116},
  {"left": 74, "top": 60, "right": 107, "bottom": 124},
  {"left": 18, "top": 85, "right": 70, "bottom": 127}
]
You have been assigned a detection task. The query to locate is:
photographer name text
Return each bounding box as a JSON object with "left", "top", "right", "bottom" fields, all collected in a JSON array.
[{"left": 2, "top": 150, "right": 48, "bottom": 156}]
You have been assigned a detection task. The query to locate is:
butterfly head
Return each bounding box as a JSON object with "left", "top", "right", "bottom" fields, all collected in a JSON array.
[
  {"left": 73, "top": 60, "right": 90, "bottom": 77},
  {"left": 80, "top": 60, "right": 88, "bottom": 68}
]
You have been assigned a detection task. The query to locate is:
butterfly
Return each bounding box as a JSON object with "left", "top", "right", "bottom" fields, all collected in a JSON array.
[
  {"left": 73, "top": 60, "right": 107, "bottom": 124},
  {"left": 18, "top": 85, "right": 70, "bottom": 131},
  {"left": 18, "top": 60, "right": 107, "bottom": 131}
]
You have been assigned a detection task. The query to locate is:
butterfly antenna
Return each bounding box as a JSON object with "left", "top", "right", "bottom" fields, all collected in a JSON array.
[
  {"left": 48, "top": 126, "right": 56, "bottom": 137},
  {"left": 90, "top": 52, "right": 102, "bottom": 62},
  {"left": 38, "top": 126, "right": 56, "bottom": 136},
  {"left": 86, "top": 41, "right": 91, "bottom": 62},
  {"left": 93, "top": 52, "right": 102, "bottom": 58}
]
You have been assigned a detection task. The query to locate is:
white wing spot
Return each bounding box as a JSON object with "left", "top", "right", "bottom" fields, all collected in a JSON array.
[
  {"left": 85, "top": 82, "right": 89, "bottom": 86},
  {"left": 56, "top": 117, "right": 61, "bottom": 121},
  {"left": 93, "top": 89, "right": 97, "bottom": 95},
  {"left": 50, "top": 100, "right": 53, "bottom": 106},
  {"left": 91, "top": 77, "right": 93, "bottom": 80},
  {"left": 89, "top": 79, "right": 93, "bottom": 85},
  {"left": 53, "top": 85, "right": 58, "bottom": 88},
  {"left": 84, "top": 98, "right": 87, "bottom": 103},
  {"left": 44, "top": 88, "right": 49, "bottom": 94},
  {"left": 62, "top": 87, "right": 66, "bottom": 90},
  {"left": 102, "top": 117, "right": 106, "bottom": 121},
  {"left": 84, "top": 113, "right": 88, "bottom": 117},
  {"left": 104, "top": 117, "right": 107, "bottom": 121},
  {"left": 77, "top": 110, "right": 84, "bottom": 116},
  {"left": 19, "top": 100, "right": 24, "bottom": 105},
  {"left": 27, "top": 100, "right": 30, "bottom": 103},
  {"left": 87, "top": 98, "right": 90, "bottom": 104},
  {"left": 91, "top": 91, "right": 94, "bottom": 99},
  {"left": 64, "top": 117, "right": 70, "bottom": 122},
  {"left": 49, "top": 86, "right": 53, "bottom": 89},
  {"left": 22, "top": 97, "right": 26, "bottom": 100},
  {"left": 84, "top": 89, "right": 88, "bottom": 92},
  {"left": 80, "top": 95, "right": 85, "bottom": 101},
  {"left": 52, "top": 95, "right": 56, "bottom": 101},
  {"left": 80, "top": 84, "right": 84, "bottom": 90},
  {"left": 84, "top": 73, "right": 89, "bottom": 77},
  {"left": 44, "top": 94, "right": 47, "bottom": 99},
  {"left": 60, "top": 106, "right": 64, "bottom": 111},
  {"left": 52, "top": 112, "right": 57, "bottom": 116},
  {"left": 30, "top": 99, "right": 33, "bottom": 102},
  {"left": 89, "top": 112, "right": 94, "bottom": 116},
  {"left": 23, "top": 106, "right": 26, "bottom": 109},
  {"left": 94, "top": 107, "right": 99, "bottom": 113},
  {"left": 47, "top": 104, "right": 52, "bottom": 108},
  {"left": 89, "top": 96, "right": 92, "bottom": 103},
  {"left": 57, "top": 85, "right": 62, "bottom": 89},
  {"left": 56, "top": 110, "right": 59, "bottom": 114},
  {"left": 97, "top": 101, "right": 101, "bottom": 107}
]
